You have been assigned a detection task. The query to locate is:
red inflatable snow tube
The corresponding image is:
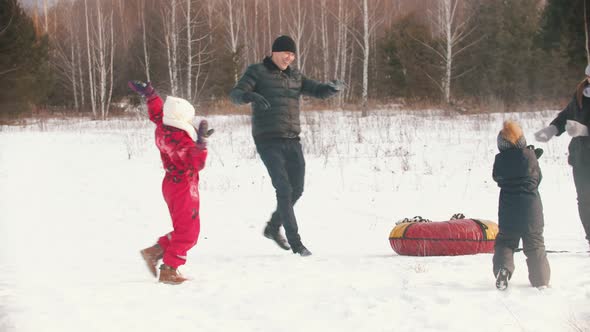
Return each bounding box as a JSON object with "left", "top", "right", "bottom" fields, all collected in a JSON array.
[{"left": 389, "top": 218, "right": 499, "bottom": 256}]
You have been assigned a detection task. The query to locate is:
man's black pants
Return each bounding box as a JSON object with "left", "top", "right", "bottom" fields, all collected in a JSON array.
[{"left": 256, "top": 138, "right": 305, "bottom": 250}]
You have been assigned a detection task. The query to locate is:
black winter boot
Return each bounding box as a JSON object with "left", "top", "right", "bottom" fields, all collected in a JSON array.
[
  {"left": 263, "top": 223, "right": 290, "bottom": 250},
  {"left": 293, "top": 245, "right": 312, "bottom": 257},
  {"left": 495, "top": 267, "right": 510, "bottom": 291}
]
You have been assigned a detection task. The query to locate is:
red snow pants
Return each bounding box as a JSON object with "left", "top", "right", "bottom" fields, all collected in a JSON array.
[{"left": 157, "top": 177, "right": 201, "bottom": 268}]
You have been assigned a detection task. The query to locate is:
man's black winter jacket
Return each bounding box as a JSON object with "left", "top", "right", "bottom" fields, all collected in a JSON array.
[{"left": 230, "top": 57, "right": 337, "bottom": 141}]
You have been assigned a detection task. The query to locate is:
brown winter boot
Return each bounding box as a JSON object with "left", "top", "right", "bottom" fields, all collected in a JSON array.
[
  {"left": 140, "top": 244, "right": 163, "bottom": 278},
  {"left": 159, "top": 264, "right": 188, "bottom": 285}
]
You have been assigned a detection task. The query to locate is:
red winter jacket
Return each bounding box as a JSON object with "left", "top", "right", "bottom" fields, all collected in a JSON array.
[{"left": 147, "top": 95, "right": 207, "bottom": 183}]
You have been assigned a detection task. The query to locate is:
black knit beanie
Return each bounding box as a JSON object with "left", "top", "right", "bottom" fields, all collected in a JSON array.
[{"left": 272, "top": 35, "right": 296, "bottom": 53}]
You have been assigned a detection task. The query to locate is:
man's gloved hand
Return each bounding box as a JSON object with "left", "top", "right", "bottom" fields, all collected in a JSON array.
[
  {"left": 565, "top": 120, "right": 589, "bottom": 137},
  {"left": 242, "top": 92, "right": 270, "bottom": 110},
  {"left": 527, "top": 145, "right": 544, "bottom": 159},
  {"left": 196, "top": 119, "right": 214, "bottom": 149},
  {"left": 327, "top": 80, "right": 345, "bottom": 92},
  {"left": 534, "top": 125, "right": 558, "bottom": 142},
  {"left": 128, "top": 80, "right": 156, "bottom": 98}
]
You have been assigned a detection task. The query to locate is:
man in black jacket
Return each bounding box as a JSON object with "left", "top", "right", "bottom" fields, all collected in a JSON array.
[
  {"left": 230, "top": 35, "right": 343, "bottom": 256},
  {"left": 535, "top": 65, "right": 590, "bottom": 247}
]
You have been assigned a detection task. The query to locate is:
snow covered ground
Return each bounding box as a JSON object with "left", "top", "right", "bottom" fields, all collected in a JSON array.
[{"left": 1, "top": 108, "right": 588, "bottom": 332}]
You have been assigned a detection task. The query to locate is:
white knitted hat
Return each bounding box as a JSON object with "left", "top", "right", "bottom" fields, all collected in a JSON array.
[{"left": 162, "top": 96, "right": 197, "bottom": 141}]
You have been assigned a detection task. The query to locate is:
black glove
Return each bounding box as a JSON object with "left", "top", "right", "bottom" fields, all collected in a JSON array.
[
  {"left": 326, "top": 80, "right": 345, "bottom": 92},
  {"left": 527, "top": 145, "right": 543, "bottom": 159},
  {"left": 242, "top": 92, "right": 271, "bottom": 110},
  {"left": 128, "top": 80, "right": 156, "bottom": 98},
  {"left": 196, "top": 119, "right": 214, "bottom": 149}
]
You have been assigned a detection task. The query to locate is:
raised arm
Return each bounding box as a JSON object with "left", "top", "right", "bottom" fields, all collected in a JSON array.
[
  {"left": 301, "top": 76, "right": 344, "bottom": 99},
  {"left": 229, "top": 66, "right": 257, "bottom": 105},
  {"left": 128, "top": 80, "right": 163, "bottom": 125},
  {"left": 549, "top": 97, "right": 576, "bottom": 136}
]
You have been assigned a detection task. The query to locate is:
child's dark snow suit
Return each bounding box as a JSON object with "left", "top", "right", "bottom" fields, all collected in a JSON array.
[
  {"left": 492, "top": 122, "right": 550, "bottom": 288},
  {"left": 147, "top": 95, "right": 207, "bottom": 268}
]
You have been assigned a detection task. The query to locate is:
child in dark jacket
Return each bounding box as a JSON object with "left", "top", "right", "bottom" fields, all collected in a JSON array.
[
  {"left": 492, "top": 120, "right": 550, "bottom": 290},
  {"left": 129, "top": 81, "right": 213, "bottom": 285}
]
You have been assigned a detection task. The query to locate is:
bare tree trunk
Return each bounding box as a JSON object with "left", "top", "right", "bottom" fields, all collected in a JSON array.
[
  {"left": 347, "top": 40, "right": 353, "bottom": 101},
  {"left": 253, "top": 0, "right": 259, "bottom": 61},
  {"left": 339, "top": 6, "right": 349, "bottom": 107},
  {"left": 288, "top": 0, "right": 307, "bottom": 71},
  {"left": 76, "top": 33, "right": 85, "bottom": 109},
  {"left": 206, "top": 0, "right": 215, "bottom": 45},
  {"left": 586, "top": 0, "right": 590, "bottom": 64},
  {"left": 163, "top": 0, "right": 179, "bottom": 96},
  {"left": 171, "top": 0, "right": 179, "bottom": 96},
  {"left": 320, "top": 0, "right": 329, "bottom": 81},
  {"left": 70, "top": 22, "right": 78, "bottom": 110},
  {"left": 223, "top": 0, "right": 241, "bottom": 83},
  {"left": 442, "top": 0, "right": 452, "bottom": 104},
  {"left": 186, "top": 0, "right": 192, "bottom": 98},
  {"left": 241, "top": 0, "right": 249, "bottom": 64},
  {"left": 266, "top": 0, "right": 271, "bottom": 51},
  {"left": 334, "top": 0, "right": 342, "bottom": 82},
  {"left": 96, "top": 1, "right": 107, "bottom": 119},
  {"left": 361, "top": 0, "right": 369, "bottom": 111},
  {"left": 141, "top": 0, "right": 151, "bottom": 81},
  {"left": 416, "top": 0, "right": 480, "bottom": 104},
  {"left": 278, "top": 0, "right": 282, "bottom": 32},
  {"left": 106, "top": 8, "right": 114, "bottom": 119},
  {"left": 43, "top": 0, "right": 48, "bottom": 33},
  {"left": 84, "top": 0, "right": 97, "bottom": 118}
]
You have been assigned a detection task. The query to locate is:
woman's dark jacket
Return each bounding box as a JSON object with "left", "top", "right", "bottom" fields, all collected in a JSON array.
[
  {"left": 493, "top": 148, "right": 544, "bottom": 233},
  {"left": 230, "top": 57, "right": 337, "bottom": 141}
]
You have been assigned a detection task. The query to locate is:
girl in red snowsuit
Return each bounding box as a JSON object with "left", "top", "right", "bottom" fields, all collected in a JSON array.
[{"left": 131, "top": 81, "right": 210, "bottom": 285}]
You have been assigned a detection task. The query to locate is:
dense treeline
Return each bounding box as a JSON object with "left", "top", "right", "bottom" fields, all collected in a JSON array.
[{"left": 0, "top": 0, "right": 588, "bottom": 118}]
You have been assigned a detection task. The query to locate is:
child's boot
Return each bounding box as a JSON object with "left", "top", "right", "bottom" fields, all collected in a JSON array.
[
  {"left": 140, "top": 244, "right": 163, "bottom": 277},
  {"left": 159, "top": 264, "right": 188, "bottom": 285},
  {"left": 496, "top": 267, "right": 510, "bottom": 291}
]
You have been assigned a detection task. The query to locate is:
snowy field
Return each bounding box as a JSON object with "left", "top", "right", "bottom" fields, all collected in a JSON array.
[{"left": 0, "top": 108, "right": 589, "bottom": 332}]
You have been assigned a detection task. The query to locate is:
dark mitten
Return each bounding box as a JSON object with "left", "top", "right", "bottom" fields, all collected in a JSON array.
[
  {"left": 327, "top": 80, "right": 345, "bottom": 92},
  {"left": 128, "top": 80, "right": 156, "bottom": 98},
  {"left": 527, "top": 145, "right": 543, "bottom": 159},
  {"left": 242, "top": 92, "right": 270, "bottom": 110},
  {"left": 196, "top": 119, "right": 214, "bottom": 149}
]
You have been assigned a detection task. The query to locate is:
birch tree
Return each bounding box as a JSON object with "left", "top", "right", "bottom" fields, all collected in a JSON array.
[
  {"left": 585, "top": 0, "right": 590, "bottom": 64},
  {"left": 140, "top": 0, "right": 151, "bottom": 81},
  {"left": 94, "top": 0, "right": 115, "bottom": 119},
  {"left": 84, "top": 0, "right": 96, "bottom": 117},
  {"left": 42, "top": 0, "right": 48, "bottom": 33},
  {"left": 416, "top": 0, "right": 480, "bottom": 104},
  {"left": 51, "top": 5, "right": 79, "bottom": 110},
  {"left": 266, "top": 0, "right": 272, "bottom": 51},
  {"left": 332, "top": 0, "right": 382, "bottom": 110},
  {"left": 319, "top": 0, "right": 329, "bottom": 81},
  {"left": 221, "top": 0, "right": 242, "bottom": 83},
  {"left": 162, "top": 0, "right": 180, "bottom": 96},
  {"left": 287, "top": 0, "right": 308, "bottom": 71},
  {"left": 186, "top": 0, "right": 193, "bottom": 97},
  {"left": 184, "top": 0, "right": 213, "bottom": 102}
]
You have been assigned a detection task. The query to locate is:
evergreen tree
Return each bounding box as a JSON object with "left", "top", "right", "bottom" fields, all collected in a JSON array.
[
  {"left": 458, "top": 0, "right": 540, "bottom": 103},
  {"left": 534, "top": 0, "right": 587, "bottom": 98},
  {"left": 537, "top": 0, "right": 586, "bottom": 66},
  {"left": 0, "top": 0, "right": 50, "bottom": 116},
  {"left": 377, "top": 13, "right": 439, "bottom": 100}
]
